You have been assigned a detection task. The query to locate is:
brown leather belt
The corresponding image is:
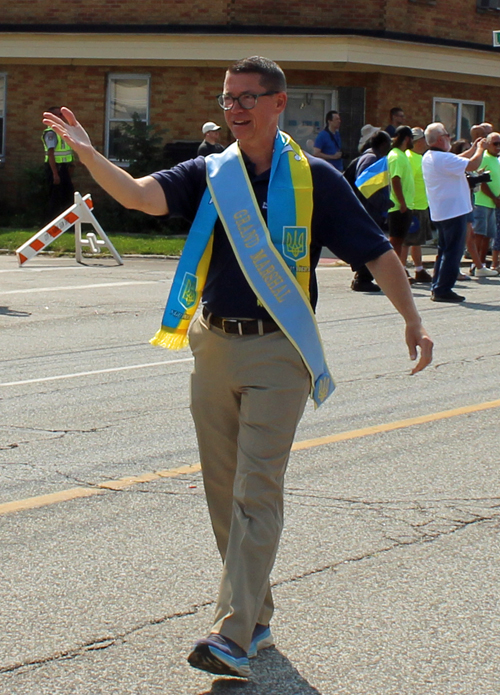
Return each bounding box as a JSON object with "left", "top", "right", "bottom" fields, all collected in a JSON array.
[{"left": 202, "top": 307, "right": 280, "bottom": 335}]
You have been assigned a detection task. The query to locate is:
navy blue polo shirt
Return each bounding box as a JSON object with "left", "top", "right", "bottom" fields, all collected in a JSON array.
[{"left": 151, "top": 154, "right": 391, "bottom": 319}]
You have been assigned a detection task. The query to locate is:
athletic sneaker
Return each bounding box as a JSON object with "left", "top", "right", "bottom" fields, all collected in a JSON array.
[
  {"left": 248, "top": 624, "right": 275, "bottom": 658},
  {"left": 187, "top": 634, "right": 251, "bottom": 678},
  {"left": 475, "top": 266, "right": 499, "bottom": 277}
]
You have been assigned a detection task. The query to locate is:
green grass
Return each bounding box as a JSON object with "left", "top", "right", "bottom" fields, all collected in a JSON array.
[{"left": 0, "top": 228, "right": 186, "bottom": 257}]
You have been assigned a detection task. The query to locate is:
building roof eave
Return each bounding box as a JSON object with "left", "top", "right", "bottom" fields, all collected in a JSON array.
[
  {"left": 0, "top": 31, "right": 499, "bottom": 84},
  {"left": 0, "top": 24, "right": 498, "bottom": 54}
]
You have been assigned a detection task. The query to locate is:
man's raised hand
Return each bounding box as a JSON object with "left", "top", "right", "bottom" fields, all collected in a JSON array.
[{"left": 42, "top": 107, "right": 94, "bottom": 163}]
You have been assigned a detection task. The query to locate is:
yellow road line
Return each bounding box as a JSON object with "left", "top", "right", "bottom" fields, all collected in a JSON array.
[
  {"left": 0, "top": 487, "right": 103, "bottom": 516},
  {"left": 98, "top": 464, "right": 202, "bottom": 490},
  {"left": 2, "top": 399, "right": 500, "bottom": 517},
  {"left": 0, "top": 464, "right": 203, "bottom": 516},
  {"left": 292, "top": 398, "right": 500, "bottom": 451}
]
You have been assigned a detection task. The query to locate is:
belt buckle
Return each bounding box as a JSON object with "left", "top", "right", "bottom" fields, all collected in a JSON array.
[{"left": 221, "top": 318, "right": 242, "bottom": 335}]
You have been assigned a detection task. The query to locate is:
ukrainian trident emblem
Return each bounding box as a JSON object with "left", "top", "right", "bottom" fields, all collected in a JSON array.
[
  {"left": 283, "top": 226, "right": 307, "bottom": 262},
  {"left": 317, "top": 376, "right": 331, "bottom": 403},
  {"left": 314, "top": 373, "right": 335, "bottom": 405},
  {"left": 178, "top": 272, "right": 198, "bottom": 309}
]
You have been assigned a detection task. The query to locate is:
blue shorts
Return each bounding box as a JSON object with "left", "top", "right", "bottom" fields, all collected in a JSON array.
[{"left": 473, "top": 205, "right": 496, "bottom": 238}]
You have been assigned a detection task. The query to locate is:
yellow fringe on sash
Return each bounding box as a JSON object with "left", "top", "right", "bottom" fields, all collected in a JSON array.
[{"left": 149, "top": 326, "right": 189, "bottom": 350}]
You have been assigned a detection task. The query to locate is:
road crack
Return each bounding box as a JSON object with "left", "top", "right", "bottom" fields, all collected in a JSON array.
[
  {"left": 0, "top": 603, "right": 212, "bottom": 676},
  {"left": 2, "top": 511, "right": 498, "bottom": 677}
]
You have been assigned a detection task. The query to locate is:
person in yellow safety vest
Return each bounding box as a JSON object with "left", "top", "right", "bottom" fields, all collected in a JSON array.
[{"left": 42, "top": 106, "right": 75, "bottom": 221}]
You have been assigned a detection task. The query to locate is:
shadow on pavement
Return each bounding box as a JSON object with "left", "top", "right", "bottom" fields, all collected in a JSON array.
[
  {"left": 461, "top": 301, "right": 500, "bottom": 311},
  {"left": 197, "top": 647, "right": 324, "bottom": 695},
  {"left": 0, "top": 305, "right": 31, "bottom": 317}
]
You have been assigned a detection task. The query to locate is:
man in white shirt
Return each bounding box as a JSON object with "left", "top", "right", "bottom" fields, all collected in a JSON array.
[{"left": 422, "top": 122, "right": 487, "bottom": 303}]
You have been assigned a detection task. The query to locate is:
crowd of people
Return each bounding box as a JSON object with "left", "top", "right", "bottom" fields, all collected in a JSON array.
[
  {"left": 313, "top": 107, "right": 500, "bottom": 302},
  {"left": 193, "top": 104, "right": 500, "bottom": 303}
]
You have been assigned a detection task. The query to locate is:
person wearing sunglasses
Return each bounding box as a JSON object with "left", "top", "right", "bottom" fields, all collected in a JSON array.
[
  {"left": 42, "top": 55, "right": 433, "bottom": 680},
  {"left": 422, "top": 122, "right": 489, "bottom": 302}
]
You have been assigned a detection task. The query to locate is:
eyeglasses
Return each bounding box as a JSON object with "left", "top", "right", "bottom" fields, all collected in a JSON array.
[
  {"left": 491, "top": 142, "right": 500, "bottom": 146},
  {"left": 217, "top": 91, "right": 279, "bottom": 111}
]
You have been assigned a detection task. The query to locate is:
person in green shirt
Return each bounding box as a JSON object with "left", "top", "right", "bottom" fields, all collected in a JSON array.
[
  {"left": 387, "top": 126, "right": 415, "bottom": 262},
  {"left": 473, "top": 132, "right": 500, "bottom": 268},
  {"left": 402, "top": 127, "right": 433, "bottom": 283}
]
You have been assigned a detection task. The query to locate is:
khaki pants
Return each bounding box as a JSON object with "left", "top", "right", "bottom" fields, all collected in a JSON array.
[{"left": 189, "top": 314, "right": 310, "bottom": 651}]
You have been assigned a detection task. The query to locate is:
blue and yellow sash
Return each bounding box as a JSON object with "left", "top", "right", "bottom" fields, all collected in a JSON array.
[{"left": 151, "top": 130, "right": 335, "bottom": 407}]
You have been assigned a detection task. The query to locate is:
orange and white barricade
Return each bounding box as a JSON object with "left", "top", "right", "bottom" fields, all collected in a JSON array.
[{"left": 16, "top": 192, "right": 123, "bottom": 266}]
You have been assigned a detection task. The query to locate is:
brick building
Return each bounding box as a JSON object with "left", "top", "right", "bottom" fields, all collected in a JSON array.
[{"left": 1, "top": 0, "right": 500, "bottom": 217}]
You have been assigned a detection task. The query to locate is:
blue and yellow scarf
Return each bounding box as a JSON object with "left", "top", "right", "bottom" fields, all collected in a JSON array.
[{"left": 151, "top": 130, "right": 335, "bottom": 406}]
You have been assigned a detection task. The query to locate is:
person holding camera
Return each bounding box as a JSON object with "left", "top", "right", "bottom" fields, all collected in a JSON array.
[{"left": 422, "top": 122, "right": 488, "bottom": 302}]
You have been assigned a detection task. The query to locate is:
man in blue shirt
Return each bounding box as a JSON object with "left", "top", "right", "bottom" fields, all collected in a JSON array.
[
  {"left": 43, "top": 56, "right": 433, "bottom": 681},
  {"left": 313, "top": 109, "right": 343, "bottom": 171}
]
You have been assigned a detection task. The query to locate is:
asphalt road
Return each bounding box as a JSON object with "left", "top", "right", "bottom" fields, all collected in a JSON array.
[{"left": 1, "top": 253, "right": 500, "bottom": 695}]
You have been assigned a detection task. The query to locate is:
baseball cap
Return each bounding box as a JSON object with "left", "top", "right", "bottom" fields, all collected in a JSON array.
[
  {"left": 202, "top": 122, "right": 221, "bottom": 134},
  {"left": 411, "top": 127, "right": 425, "bottom": 141}
]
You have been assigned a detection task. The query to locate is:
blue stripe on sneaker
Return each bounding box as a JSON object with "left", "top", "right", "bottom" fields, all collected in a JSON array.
[
  {"left": 248, "top": 625, "right": 273, "bottom": 659},
  {"left": 208, "top": 645, "right": 250, "bottom": 677}
]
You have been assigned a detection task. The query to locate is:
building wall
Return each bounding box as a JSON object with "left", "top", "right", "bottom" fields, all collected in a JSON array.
[
  {"left": 228, "top": 0, "right": 386, "bottom": 31},
  {"left": 2, "top": 61, "right": 500, "bottom": 215},
  {"left": 373, "top": 72, "right": 500, "bottom": 132},
  {"left": 384, "top": 0, "right": 497, "bottom": 45},
  {"left": 1, "top": 0, "right": 498, "bottom": 46},
  {"left": 0, "top": 0, "right": 228, "bottom": 25}
]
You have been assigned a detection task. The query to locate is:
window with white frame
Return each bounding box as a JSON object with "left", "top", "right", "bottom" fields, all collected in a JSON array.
[
  {"left": 0, "top": 74, "right": 6, "bottom": 162},
  {"left": 433, "top": 98, "right": 485, "bottom": 142},
  {"left": 280, "top": 88, "right": 337, "bottom": 154},
  {"left": 105, "top": 74, "right": 150, "bottom": 162}
]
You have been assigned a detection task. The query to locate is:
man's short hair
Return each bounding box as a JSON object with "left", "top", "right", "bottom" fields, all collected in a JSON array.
[
  {"left": 393, "top": 125, "right": 413, "bottom": 146},
  {"left": 227, "top": 56, "right": 287, "bottom": 93},
  {"left": 325, "top": 110, "right": 339, "bottom": 126},
  {"left": 424, "top": 122, "right": 447, "bottom": 145},
  {"left": 390, "top": 107, "right": 404, "bottom": 118},
  {"left": 371, "top": 130, "right": 392, "bottom": 150}
]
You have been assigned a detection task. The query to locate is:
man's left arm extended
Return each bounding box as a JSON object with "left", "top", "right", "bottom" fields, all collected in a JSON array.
[{"left": 366, "top": 249, "right": 433, "bottom": 374}]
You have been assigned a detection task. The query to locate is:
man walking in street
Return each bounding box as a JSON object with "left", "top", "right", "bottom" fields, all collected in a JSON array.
[
  {"left": 422, "top": 122, "right": 488, "bottom": 302},
  {"left": 43, "top": 56, "right": 432, "bottom": 680}
]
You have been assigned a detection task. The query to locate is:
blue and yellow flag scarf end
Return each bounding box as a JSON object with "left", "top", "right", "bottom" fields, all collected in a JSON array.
[{"left": 150, "top": 326, "right": 189, "bottom": 350}]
